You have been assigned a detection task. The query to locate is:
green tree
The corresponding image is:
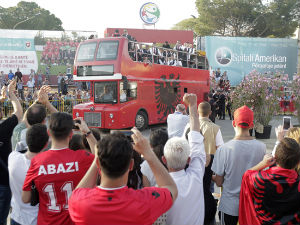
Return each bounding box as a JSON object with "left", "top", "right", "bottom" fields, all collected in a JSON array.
[
  {"left": 0, "top": 1, "right": 63, "bottom": 30},
  {"left": 173, "top": 0, "right": 299, "bottom": 38}
]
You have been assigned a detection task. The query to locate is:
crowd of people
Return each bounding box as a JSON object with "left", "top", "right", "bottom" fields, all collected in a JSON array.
[
  {"left": 208, "top": 68, "right": 233, "bottom": 122},
  {"left": 128, "top": 40, "right": 201, "bottom": 68},
  {"left": 0, "top": 70, "right": 90, "bottom": 117},
  {"left": 0, "top": 76, "right": 299, "bottom": 225},
  {"left": 40, "top": 40, "right": 80, "bottom": 66},
  {"left": 112, "top": 29, "right": 202, "bottom": 69}
]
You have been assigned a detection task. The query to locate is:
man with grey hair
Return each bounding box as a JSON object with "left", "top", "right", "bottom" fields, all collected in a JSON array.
[
  {"left": 167, "top": 103, "right": 189, "bottom": 138},
  {"left": 163, "top": 93, "right": 206, "bottom": 225}
]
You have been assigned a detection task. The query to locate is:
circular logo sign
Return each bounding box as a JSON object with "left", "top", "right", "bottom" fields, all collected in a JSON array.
[
  {"left": 215, "top": 47, "right": 232, "bottom": 65},
  {"left": 140, "top": 2, "right": 160, "bottom": 24}
]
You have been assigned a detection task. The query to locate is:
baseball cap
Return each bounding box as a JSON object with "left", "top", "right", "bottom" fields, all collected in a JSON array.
[{"left": 233, "top": 105, "right": 253, "bottom": 128}]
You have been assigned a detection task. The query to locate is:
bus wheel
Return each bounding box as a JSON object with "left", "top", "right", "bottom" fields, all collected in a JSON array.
[{"left": 135, "top": 111, "right": 148, "bottom": 131}]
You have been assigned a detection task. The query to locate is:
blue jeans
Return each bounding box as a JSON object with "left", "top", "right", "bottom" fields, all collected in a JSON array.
[
  {"left": 0, "top": 185, "right": 11, "bottom": 225},
  {"left": 10, "top": 219, "right": 21, "bottom": 225}
]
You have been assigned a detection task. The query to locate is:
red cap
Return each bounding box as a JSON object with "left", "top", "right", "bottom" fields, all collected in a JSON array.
[{"left": 233, "top": 106, "right": 253, "bottom": 128}]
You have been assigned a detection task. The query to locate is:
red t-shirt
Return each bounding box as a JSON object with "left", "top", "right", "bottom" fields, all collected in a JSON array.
[
  {"left": 23, "top": 148, "right": 94, "bottom": 225},
  {"left": 69, "top": 186, "right": 173, "bottom": 225}
]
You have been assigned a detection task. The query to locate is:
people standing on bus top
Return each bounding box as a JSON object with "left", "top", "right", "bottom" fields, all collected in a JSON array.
[
  {"left": 150, "top": 42, "right": 159, "bottom": 64},
  {"left": 15, "top": 68, "right": 22, "bottom": 82},
  {"left": 112, "top": 29, "right": 121, "bottom": 37},
  {"left": 8, "top": 70, "right": 14, "bottom": 80},
  {"left": 163, "top": 41, "right": 171, "bottom": 49},
  {"left": 168, "top": 55, "right": 182, "bottom": 67},
  {"left": 142, "top": 45, "right": 152, "bottom": 62},
  {"left": 158, "top": 48, "right": 166, "bottom": 65},
  {"left": 122, "top": 29, "right": 133, "bottom": 41}
]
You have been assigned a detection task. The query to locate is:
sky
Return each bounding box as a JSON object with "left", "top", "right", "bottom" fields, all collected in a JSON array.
[{"left": 1, "top": 0, "right": 198, "bottom": 37}]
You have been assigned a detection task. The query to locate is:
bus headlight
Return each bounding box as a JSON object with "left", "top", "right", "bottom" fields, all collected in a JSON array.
[
  {"left": 75, "top": 112, "right": 79, "bottom": 117},
  {"left": 109, "top": 113, "right": 114, "bottom": 119}
]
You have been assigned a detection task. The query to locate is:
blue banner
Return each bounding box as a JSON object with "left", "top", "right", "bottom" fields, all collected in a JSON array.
[
  {"left": 0, "top": 38, "right": 35, "bottom": 51},
  {"left": 205, "top": 36, "right": 298, "bottom": 86}
]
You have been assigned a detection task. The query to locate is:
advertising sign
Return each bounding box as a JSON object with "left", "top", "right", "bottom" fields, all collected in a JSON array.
[
  {"left": 140, "top": 2, "right": 160, "bottom": 25},
  {"left": 0, "top": 30, "right": 38, "bottom": 74},
  {"left": 205, "top": 36, "right": 298, "bottom": 86},
  {"left": 0, "top": 29, "right": 96, "bottom": 76}
]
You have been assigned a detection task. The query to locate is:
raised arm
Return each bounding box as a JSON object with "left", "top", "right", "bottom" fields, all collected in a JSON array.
[
  {"left": 182, "top": 93, "right": 206, "bottom": 174},
  {"left": 36, "top": 85, "right": 58, "bottom": 114},
  {"left": 183, "top": 93, "right": 199, "bottom": 132},
  {"left": 8, "top": 79, "right": 23, "bottom": 121},
  {"left": 75, "top": 117, "right": 97, "bottom": 155},
  {"left": 131, "top": 127, "right": 178, "bottom": 202}
]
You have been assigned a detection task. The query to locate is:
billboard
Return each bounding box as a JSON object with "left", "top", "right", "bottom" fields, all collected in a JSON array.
[
  {"left": 205, "top": 36, "right": 298, "bottom": 86},
  {"left": 0, "top": 31, "right": 38, "bottom": 74},
  {"left": 0, "top": 29, "right": 96, "bottom": 77}
]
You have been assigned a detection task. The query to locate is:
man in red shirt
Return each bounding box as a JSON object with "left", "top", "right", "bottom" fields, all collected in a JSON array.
[
  {"left": 69, "top": 124, "right": 178, "bottom": 224},
  {"left": 22, "top": 113, "right": 95, "bottom": 225}
]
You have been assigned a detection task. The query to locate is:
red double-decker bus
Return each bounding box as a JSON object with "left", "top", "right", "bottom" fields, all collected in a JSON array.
[{"left": 72, "top": 37, "right": 209, "bottom": 130}]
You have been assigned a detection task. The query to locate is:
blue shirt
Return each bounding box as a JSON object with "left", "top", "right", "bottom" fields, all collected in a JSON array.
[{"left": 8, "top": 72, "right": 14, "bottom": 80}]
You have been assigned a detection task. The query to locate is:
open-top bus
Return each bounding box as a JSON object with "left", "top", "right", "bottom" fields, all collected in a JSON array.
[{"left": 72, "top": 37, "right": 209, "bottom": 130}]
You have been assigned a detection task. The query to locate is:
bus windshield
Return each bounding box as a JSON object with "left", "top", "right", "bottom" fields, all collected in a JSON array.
[
  {"left": 94, "top": 82, "right": 118, "bottom": 104},
  {"left": 77, "top": 42, "right": 97, "bottom": 61},
  {"left": 96, "top": 41, "right": 119, "bottom": 61}
]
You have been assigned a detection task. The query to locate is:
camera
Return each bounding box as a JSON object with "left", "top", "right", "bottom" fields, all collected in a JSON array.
[
  {"left": 283, "top": 116, "right": 291, "bottom": 131},
  {"left": 73, "top": 119, "right": 81, "bottom": 130},
  {"left": 111, "top": 130, "right": 134, "bottom": 143}
]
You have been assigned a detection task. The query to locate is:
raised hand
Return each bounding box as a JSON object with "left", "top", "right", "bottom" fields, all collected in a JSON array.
[{"left": 131, "top": 127, "right": 152, "bottom": 157}]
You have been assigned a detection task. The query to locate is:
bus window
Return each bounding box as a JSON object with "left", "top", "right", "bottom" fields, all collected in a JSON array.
[
  {"left": 96, "top": 41, "right": 119, "bottom": 61},
  {"left": 94, "top": 82, "right": 117, "bottom": 104},
  {"left": 77, "top": 42, "right": 97, "bottom": 61},
  {"left": 120, "top": 81, "right": 137, "bottom": 102}
]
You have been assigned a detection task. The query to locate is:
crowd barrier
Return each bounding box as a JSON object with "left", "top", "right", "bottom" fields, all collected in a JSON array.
[{"left": 0, "top": 99, "right": 89, "bottom": 117}]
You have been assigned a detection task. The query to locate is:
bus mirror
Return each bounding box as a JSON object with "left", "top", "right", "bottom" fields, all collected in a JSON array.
[{"left": 122, "top": 76, "right": 128, "bottom": 90}]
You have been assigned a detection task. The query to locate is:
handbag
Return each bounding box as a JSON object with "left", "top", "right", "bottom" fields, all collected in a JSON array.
[{"left": 30, "top": 181, "right": 39, "bottom": 206}]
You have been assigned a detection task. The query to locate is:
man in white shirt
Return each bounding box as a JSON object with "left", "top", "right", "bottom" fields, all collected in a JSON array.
[
  {"left": 26, "top": 77, "right": 35, "bottom": 96},
  {"left": 167, "top": 104, "right": 189, "bottom": 138},
  {"left": 212, "top": 106, "right": 266, "bottom": 225},
  {"left": 163, "top": 93, "right": 206, "bottom": 225},
  {"left": 14, "top": 86, "right": 58, "bottom": 152},
  {"left": 8, "top": 124, "right": 49, "bottom": 225}
]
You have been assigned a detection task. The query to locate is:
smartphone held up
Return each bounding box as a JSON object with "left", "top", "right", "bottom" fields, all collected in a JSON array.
[{"left": 283, "top": 116, "right": 291, "bottom": 131}]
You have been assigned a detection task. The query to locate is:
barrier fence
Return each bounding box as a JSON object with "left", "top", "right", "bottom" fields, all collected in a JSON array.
[{"left": 0, "top": 99, "right": 89, "bottom": 117}]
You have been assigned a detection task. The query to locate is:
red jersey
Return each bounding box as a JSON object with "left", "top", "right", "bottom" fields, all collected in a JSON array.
[
  {"left": 69, "top": 186, "right": 173, "bottom": 225},
  {"left": 23, "top": 148, "right": 94, "bottom": 225}
]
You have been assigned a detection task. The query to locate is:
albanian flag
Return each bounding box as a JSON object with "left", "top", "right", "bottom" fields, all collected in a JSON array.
[{"left": 239, "top": 167, "right": 300, "bottom": 225}]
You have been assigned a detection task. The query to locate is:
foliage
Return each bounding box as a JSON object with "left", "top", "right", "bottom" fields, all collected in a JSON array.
[
  {"left": 173, "top": 0, "right": 299, "bottom": 38},
  {"left": 0, "top": 1, "right": 63, "bottom": 30},
  {"left": 291, "top": 75, "right": 300, "bottom": 123},
  {"left": 231, "top": 71, "right": 281, "bottom": 127},
  {"left": 34, "top": 31, "right": 46, "bottom": 45}
]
